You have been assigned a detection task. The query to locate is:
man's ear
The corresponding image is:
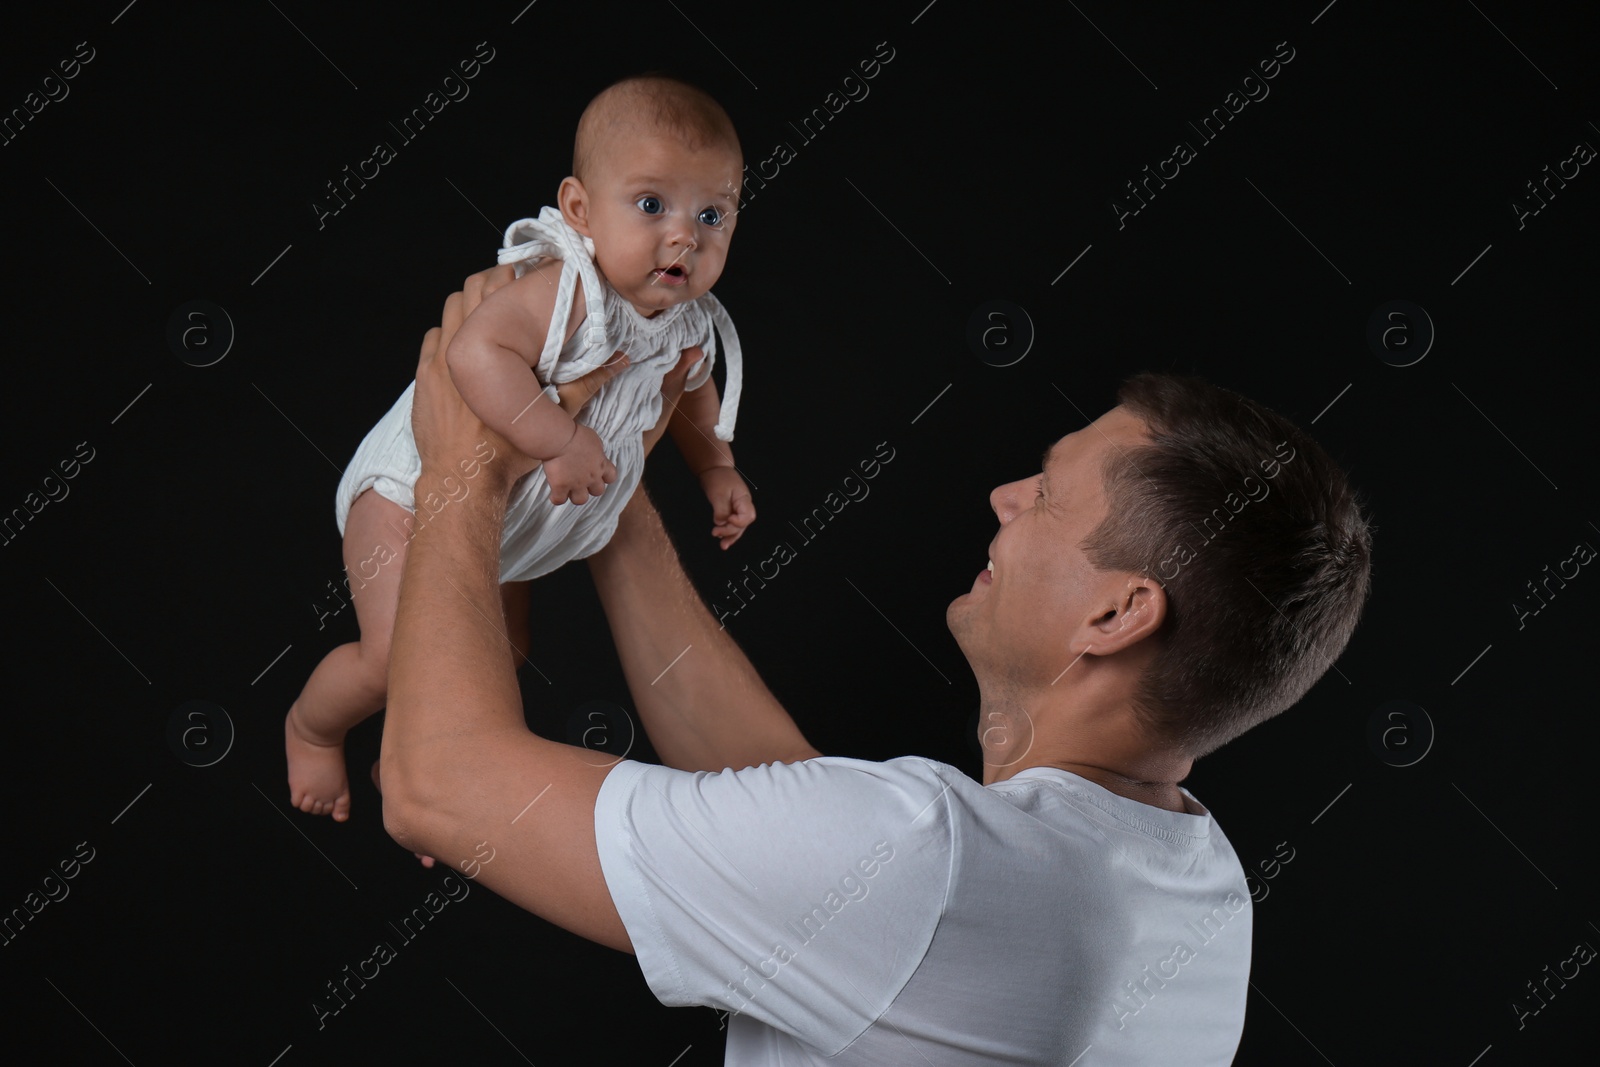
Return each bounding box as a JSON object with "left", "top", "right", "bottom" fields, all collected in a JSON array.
[
  {"left": 1085, "top": 575, "right": 1166, "bottom": 655},
  {"left": 558, "top": 177, "right": 591, "bottom": 235}
]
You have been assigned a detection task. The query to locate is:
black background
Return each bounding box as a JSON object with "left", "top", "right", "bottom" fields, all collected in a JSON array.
[{"left": 2, "top": 1, "right": 1596, "bottom": 1064}]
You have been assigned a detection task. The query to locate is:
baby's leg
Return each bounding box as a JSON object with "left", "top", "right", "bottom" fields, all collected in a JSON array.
[{"left": 285, "top": 488, "right": 411, "bottom": 821}]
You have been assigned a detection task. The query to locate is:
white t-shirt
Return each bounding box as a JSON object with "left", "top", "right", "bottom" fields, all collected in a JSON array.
[{"left": 593, "top": 755, "right": 1252, "bottom": 1065}]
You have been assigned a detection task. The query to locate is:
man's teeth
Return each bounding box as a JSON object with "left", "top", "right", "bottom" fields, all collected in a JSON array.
[{"left": 987, "top": 560, "right": 994, "bottom": 573}]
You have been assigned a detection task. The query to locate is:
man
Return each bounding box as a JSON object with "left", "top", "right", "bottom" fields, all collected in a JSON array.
[{"left": 379, "top": 267, "right": 1373, "bottom": 1063}]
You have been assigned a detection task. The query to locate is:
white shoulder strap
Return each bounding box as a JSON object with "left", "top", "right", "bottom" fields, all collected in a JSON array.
[
  {"left": 496, "top": 206, "right": 610, "bottom": 382},
  {"left": 701, "top": 293, "right": 743, "bottom": 442}
]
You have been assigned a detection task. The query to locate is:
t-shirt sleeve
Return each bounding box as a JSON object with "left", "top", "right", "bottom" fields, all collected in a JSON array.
[{"left": 593, "top": 755, "right": 957, "bottom": 1055}]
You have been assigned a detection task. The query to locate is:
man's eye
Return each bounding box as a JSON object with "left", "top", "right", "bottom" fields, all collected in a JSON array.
[
  {"left": 636, "top": 196, "right": 663, "bottom": 215},
  {"left": 699, "top": 207, "right": 723, "bottom": 226}
]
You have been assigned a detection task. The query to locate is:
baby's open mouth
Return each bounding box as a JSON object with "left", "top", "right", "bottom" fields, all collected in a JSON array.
[{"left": 655, "top": 265, "right": 685, "bottom": 278}]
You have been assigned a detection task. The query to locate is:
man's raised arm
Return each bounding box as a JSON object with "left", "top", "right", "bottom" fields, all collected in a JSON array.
[
  {"left": 587, "top": 486, "right": 822, "bottom": 773},
  {"left": 428, "top": 265, "right": 819, "bottom": 775}
]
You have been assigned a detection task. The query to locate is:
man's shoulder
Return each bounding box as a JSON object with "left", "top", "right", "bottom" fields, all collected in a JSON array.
[
  {"left": 736, "top": 753, "right": 973, "bottom": 808},
  {"left": 782, "top": 753, "right": 967, "bottom": 782},
  {"left": 600, "top": 755, "right": 969, "bottom": 855},
  {"left": 607, "top": 753, "right": 967, "bottom": 802}
]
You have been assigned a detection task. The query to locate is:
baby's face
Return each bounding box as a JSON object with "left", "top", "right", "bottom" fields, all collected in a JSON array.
[{"left": 568, "top": 134, "right": 741, "bottom": 318}]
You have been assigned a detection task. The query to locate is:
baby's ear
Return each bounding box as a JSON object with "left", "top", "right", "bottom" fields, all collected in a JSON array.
[{"left": 558, "top": 177, "right": 591, "bottom": 234}]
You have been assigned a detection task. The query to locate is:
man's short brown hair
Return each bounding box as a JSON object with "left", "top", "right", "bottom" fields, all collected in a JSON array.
[{"left": 1080, "top": 373, "right": 1373, "bottom": 758}]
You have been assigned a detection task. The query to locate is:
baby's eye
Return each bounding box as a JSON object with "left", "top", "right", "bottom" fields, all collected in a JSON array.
[
  {"left": 698, "top": 206, "right": 723, "bottom": 226},
  {"left": 636, "top": 196, "right": 663, "bottom": 215}
]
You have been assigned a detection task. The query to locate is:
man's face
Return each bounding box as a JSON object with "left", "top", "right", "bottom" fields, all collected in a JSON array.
[
  {"left": 947, "top": 406, "right": 1149, "bottom": 684},
  {"left": 566, "top": 133, "right": 741, "bottom": 318}
]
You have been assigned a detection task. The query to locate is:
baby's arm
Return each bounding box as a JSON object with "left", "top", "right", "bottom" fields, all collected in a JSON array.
[
  {"left": 446, "top": 269, "right": 614, "bottom": 503},
  {"left": 668, "top": 372, "right": 755, "bottom": 549}
]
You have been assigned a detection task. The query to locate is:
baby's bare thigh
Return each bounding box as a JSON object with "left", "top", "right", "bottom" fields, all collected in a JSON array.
[
  {"left": 342, "top": 489, "right": 414, "bottom": 658},
  {"left": 344, "top": 490, "right": 527, "bottom": 655}
]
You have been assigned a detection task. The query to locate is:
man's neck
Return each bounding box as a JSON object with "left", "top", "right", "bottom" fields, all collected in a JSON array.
[
  {"left": 978, "top": 701, "right": 1193, "bottom": 812},
  {"left": 1041, "top": 761, "right": 1191, "bottom": 814}
]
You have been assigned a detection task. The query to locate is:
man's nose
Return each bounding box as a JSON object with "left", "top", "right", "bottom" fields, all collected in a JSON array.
[{"left": 990, "top": 478, "right": 1029, "bottom": 523}]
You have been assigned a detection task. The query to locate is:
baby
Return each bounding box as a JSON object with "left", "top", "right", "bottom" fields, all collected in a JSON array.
[{"left": 286, "top": 75, "right": 755, "bottom": 821}]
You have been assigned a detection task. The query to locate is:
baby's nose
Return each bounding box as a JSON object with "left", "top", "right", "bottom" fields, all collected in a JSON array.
[{"left": 667, "top": 221, "right": 698, "bottom": 248}]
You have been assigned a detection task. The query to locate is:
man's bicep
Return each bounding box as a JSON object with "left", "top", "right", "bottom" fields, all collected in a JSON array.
[{"left": 391, "top": 733, "right": 634, "bottom": 954}]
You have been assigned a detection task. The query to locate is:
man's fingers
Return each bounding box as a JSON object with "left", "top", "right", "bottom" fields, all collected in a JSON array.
[
  {"left": 479, "top": 263, "right": 516, "bottom": 302},
  {"left": 435, "top": 267, "right": 518, "bottom": 382},
  {"left": 641, "top": 352, "right": 697, "bottom": 460},
  {"left": 417, "top": 324, "right": 450, "bottom": 381},
  {"left": 557, "top": 351, "right": 630, "bottom": 416},
  {"left": 656, "top": 346, "right": 700, "bottom": 411},
  {"left": 663, "top": 346, "right": 701, "bottom": 398},
  {"left": 419, "top": 326, "right": 443, "bottom": 366},
  {"left": 441, "top": 290, "right": 466, "bottom": 336},
  {"left": 461, "top": 264, "right": 514, "bottom": 314}
]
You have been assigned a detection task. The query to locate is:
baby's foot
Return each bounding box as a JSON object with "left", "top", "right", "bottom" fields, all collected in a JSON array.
[
  {"left": 285, "top": 705, "right": 351, "bottom": 821},
  {"left": 370, "top": 760, "right": 436, "bottom": 867}
]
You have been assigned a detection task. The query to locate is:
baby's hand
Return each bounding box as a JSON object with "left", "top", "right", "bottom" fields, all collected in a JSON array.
[
  {"left": 543, "top": 423, "right": 617, "bottom": 505},
  {"left": 698, "top": 466, "right": 755, "bottom": 550}
]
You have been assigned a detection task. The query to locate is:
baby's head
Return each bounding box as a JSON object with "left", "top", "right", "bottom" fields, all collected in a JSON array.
[{"left": 559, "top": 75, "right": 743, "bottom": 319}]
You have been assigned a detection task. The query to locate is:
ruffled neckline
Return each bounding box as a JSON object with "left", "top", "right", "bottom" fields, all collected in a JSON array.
[{"left": 602, "top": 278, "right": 698, "bottom": 336}]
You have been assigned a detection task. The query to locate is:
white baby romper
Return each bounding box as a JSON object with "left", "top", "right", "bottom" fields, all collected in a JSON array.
[{"left": 333, "top": 205, "right": 744, "bottom": 581}]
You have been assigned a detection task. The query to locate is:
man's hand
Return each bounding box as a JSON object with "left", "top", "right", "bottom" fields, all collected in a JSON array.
[
  {"left": 557, "top": 352, "right": 629, "bottom": 418},
  {"left": 445, "top": 266, "right": 696, "bottom": 463},
  {"left": 413, "top": 288, "right": 538, "bottom": 489},
  {"left": 698, "top": 466, "right": 756, "bottom": 549}
]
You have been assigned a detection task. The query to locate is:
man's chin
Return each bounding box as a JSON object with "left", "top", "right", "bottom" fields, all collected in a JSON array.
[{"left": 945, "top": 599, "right": 972, "bottom": 643}]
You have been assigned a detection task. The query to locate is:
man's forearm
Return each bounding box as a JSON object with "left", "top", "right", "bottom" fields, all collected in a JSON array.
[
  {"left": 382, "top": 452, "right": 526, "bottom": 797},
  {"left": 587, "top": 488, "right": 819, "bottom": 773}
]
